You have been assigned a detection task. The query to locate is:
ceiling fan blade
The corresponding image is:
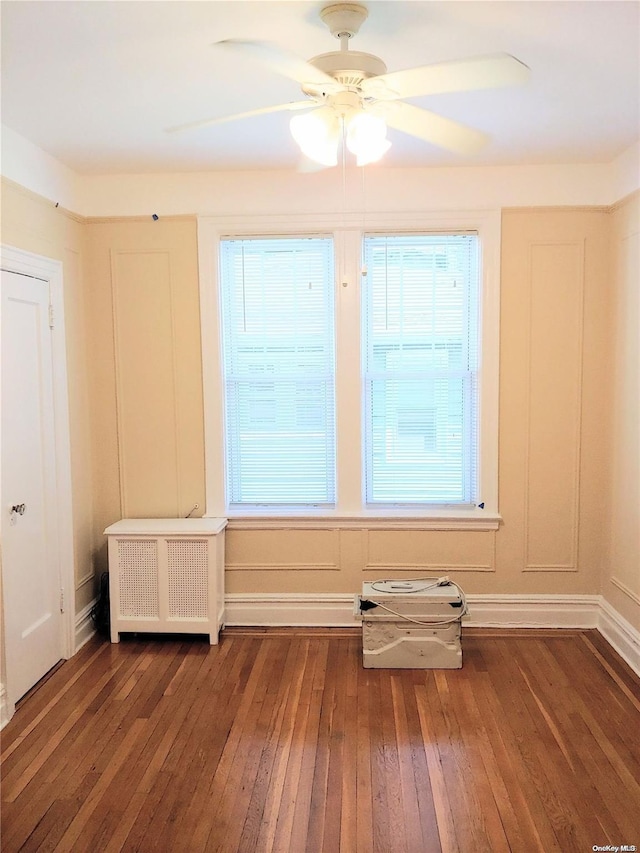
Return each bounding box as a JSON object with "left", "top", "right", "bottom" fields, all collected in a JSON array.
[
  {"left": 214, "top": 39, "right": 336, "bottom": 88},
  {"left": 362, "top": 54, "right": 530, "bottom": 100},
  {"left": 165, "top": 100, "right": 314, "bottom": 134},
  {"left": 383, "top": 102, "right": 488, "bottom": 155}
]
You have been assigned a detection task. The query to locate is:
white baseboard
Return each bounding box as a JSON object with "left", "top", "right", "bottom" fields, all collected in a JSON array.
[
  {"left": 75, "top": 600, "right": 96, "bottom": 651},
  {"left": 225, "top": 594, "right": 354, "bottom": 627},
  {"left": 224, "top": 593, "right": 601, "bottom": 629},
  {"left": 598, "top": 598, "right": 640, "bottom": 675},
  {"left": 0, "top": 682, "right": 14, "bottom": 730},
  {"left": 465, "top": 594, "right": 600, "bottom": 628}
]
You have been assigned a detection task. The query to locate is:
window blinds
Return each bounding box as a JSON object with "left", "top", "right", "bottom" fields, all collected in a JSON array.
[
  {"left": 220, "top": 237, "right": 336, "bottom": 507},
  {"left": 362, "top": 234, "right": 479, "bottom": 505}
]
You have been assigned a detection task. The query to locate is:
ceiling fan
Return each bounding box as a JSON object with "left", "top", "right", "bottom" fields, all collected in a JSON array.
[{"left": 167, "top": 3, "right": 530, "bottom": 166}]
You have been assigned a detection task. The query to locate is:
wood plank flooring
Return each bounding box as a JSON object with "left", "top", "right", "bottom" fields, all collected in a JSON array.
[{"left": 2, "top": 628, "right": 639, "bottom": 852}]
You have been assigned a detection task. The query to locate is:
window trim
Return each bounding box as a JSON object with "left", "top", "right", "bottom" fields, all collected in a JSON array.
[{"left": 197, "top": 209, "right": 501, "bottom": 530}]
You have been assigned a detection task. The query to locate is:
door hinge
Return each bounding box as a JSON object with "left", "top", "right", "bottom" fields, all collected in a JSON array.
[
  {"left": 60, "top": 587, "right": 65, "bottom": 613},
  {"left": 48, "top": 304, "right": 55, "bottom": 329}
]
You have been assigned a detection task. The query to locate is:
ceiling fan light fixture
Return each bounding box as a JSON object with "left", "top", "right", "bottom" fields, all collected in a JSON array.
[
  {"left": 346, "top": 111, "right": 391, "bottom": 166},
  {"left": 353, "top": 136, "right": 391, "bottom": 167},
  {"left": 290, "top": 108, "right": 340, "bottom": 166}
]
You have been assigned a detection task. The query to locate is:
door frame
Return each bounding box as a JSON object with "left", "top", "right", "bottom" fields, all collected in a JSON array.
[{"left": 1, "top": 244, "right": 75, "bottom": 723}]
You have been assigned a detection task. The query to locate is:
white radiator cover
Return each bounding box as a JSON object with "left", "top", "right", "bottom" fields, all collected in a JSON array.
[{"left": 104, "top": 518, "right": 227, "bottom": 644}]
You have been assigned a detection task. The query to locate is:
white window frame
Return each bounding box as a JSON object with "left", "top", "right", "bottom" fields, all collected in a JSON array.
[{"left": 198, "top": 210, "right": 501, "bottom": 531}]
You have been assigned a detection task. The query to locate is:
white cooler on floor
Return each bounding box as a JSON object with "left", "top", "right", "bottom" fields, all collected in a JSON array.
[{"left": 359, "top": 581, "right": 464, "bottom": 669}]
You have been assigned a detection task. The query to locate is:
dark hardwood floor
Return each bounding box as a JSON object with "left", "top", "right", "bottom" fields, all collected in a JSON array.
[{"left": 2, "top": 627, "right": 639, "bottom": 852}]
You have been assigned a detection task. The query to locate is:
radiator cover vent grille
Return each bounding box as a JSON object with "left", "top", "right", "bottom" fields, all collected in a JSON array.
[
  {"left": 117, "top": 539, "right": 159, "bottom": 617},
  {"left": 167, "top": 539, "right": 209, "bottom": 618}
]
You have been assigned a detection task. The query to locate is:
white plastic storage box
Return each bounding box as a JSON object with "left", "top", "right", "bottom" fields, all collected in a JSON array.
[
  {"left": 360, "top": 581, "right": 463, "bottom": 669},
  {"left": 104, "top": 518, "right": 227, "bottom": 644}
]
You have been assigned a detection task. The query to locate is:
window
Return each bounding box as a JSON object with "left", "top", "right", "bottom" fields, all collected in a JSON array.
[
  {"left": 201, "top": 210, "right": 499, "bottom": 527},
  {"left": 219, "top": 237, "right": 336, "bottom": 508},
  {"left": 362, "top": 234, "right": 479, "bottom": 506}
]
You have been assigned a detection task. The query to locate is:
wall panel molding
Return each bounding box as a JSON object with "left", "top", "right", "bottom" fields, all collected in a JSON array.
[
  {"left": 523, "top": 240, "right": 585, "bottom": 572},
  {"left": 166, "top": 252, "right": 182, "bottom": 515},
  {"left": 362, "top": 528, "right": 496, "bottom": 574},
  {"left": 225, "top": 526, "right": 343, "bottom": 572},
  {"left": 110, "top": 248, "right": 179, "bottom": 518},
  {"left": 75, "top": 572, "right": 95, "bottom": 589},
  {"left": 611, "top": 576, "right": 640, "bottom": 606},
  {"left": 363, "top": 563, "right": 494, "bottom": 573},
  {"left": 226, "top": 562, "right": 340, "bottom": 572}
]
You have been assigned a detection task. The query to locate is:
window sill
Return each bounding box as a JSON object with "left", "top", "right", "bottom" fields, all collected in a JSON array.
[{"left": 213, "top": 512, "right": 501, "bottom": 532}]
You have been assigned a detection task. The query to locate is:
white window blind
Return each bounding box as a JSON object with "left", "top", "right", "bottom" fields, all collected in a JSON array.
[
  {"left": 220, "top": 236, "right": 336, "bottom": 508},
  {"left": 362, "top": 234, "right": 479, "bottom": 505}
]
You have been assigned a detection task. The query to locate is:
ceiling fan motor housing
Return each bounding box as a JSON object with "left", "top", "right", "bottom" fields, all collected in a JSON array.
[
  {"left": 304, "top": 50, "right": 387, "bottom": 93},
  {"left": 306, "top": 5, "right": 387, "bottom": 95}
]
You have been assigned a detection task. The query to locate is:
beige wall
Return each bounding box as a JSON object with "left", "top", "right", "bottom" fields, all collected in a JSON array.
[
  {"left": 3, "top": 178, "right": 633, "bottom": 620},
  {"left": 225, "top": 208, "right": 610, "bottom": 595},
  {"left": 603, "top": 193, "right": 640, "bottom": 631},
  {"left": 84, "top": 217, "right": 206, "bottom": 575},
  {"left": 1, "top": 179, "right": 95, "bottom": 612},
  {"left": 83, "top": 206, "right": 612, "bottom": 599},
  {"left": 498, "top": 208, "right": 612, "bottom": 595}
]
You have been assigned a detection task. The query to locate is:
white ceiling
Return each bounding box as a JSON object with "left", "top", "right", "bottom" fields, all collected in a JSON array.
[{"left": 1, "top": 0, "right": 639, "bottom": 174}]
